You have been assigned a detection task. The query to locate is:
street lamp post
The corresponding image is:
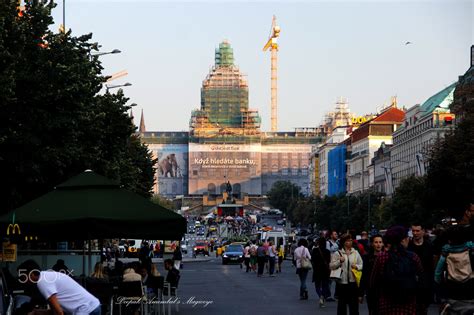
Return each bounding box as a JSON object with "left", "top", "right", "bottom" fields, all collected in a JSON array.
[
  {"left": 105, "top": 82, "right": 132, "bottom": 93},
  {"left": 91, "top": 49, "right": 121, "bottom": 57}
]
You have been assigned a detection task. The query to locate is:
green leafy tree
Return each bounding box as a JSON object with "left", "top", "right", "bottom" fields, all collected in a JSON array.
[
  {"left": 426, "top": 98, "right": 474, "bottom": 219},
  {"left": 311, "top": 192, "right": 383, "bottom": 233},
  {"left": 267, "top": 180, "right": 302, "bottom": 219},
  {"left": 0, "top": 1, "right": 155, "bottom": 213},
  {"left": 383, "top": 176, "right": 443, "bottom": 227}
]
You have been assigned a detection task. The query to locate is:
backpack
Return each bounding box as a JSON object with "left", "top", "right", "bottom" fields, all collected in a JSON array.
[
  {"left": 445, "top": 249, "right": 474, "bottom": 283},
  {"left": 383, "top": 251, "right": 418, "bottom": 301}
]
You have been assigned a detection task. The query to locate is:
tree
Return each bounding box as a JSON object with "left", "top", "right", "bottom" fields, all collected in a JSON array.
[
  {"left": 426, "top": 98, "right": 474, "bottom": 219},
  {"left": 0, "top": 1, "right": 156, "bottom": 213},
  {"left": 266, "top": 181, "right": 302, "bottom": 219}
]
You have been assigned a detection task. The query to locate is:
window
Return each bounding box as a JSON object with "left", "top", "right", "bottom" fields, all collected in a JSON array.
[
  {"left": 208, "top": 183, "right": 216, "bottom": 195},
  {"left": 233, "top": 183, "right": 241, "bottom": 194},
  {"left": 272, "top": 165, "right": 278, "bottom": 175}
]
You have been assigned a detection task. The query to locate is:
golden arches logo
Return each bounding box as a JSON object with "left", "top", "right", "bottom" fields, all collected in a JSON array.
[{"left": 7, "top": 224, "right": 21, "bottom": 235}]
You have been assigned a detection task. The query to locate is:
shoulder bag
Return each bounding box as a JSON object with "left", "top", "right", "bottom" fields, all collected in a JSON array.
[{"left": 300, "top": 248, "right": 312, "bottom": 270}]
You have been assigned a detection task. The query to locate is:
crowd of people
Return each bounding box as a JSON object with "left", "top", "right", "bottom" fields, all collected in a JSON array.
[
  {"left": 239, "top": 240, "right": 286, "bottom": 277},
  {"left": 290, "top": 203, "right": 474, "bottom": 315}
]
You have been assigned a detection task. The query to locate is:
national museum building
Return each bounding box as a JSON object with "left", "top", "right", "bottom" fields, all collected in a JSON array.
[{"left": 140, "top": 41, "right": 324, "bottom": 198}]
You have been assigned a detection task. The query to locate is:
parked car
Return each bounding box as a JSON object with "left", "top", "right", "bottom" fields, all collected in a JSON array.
[{"left": 222, "top": 244, "right": 244, "bottom": 265}]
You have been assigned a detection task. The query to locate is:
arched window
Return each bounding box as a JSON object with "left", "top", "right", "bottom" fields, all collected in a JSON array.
[
  {"left": 208, "top": 183, "right": 216, "bottom": 195},
  {"left": 233, "top": 183, "right": 241, "bottom": 194}
]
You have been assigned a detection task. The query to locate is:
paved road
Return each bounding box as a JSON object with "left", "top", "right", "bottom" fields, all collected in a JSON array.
[{"left": 156, "top": 257, "right": 439, "bottom": 315}]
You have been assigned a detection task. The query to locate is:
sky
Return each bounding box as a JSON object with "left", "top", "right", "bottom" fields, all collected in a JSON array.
[{"left": 50, "top": 0, "right": 473, "bottom": 132}]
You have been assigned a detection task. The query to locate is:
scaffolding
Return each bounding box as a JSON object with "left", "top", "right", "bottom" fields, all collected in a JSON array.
[
  {"left": 190, "top": 41, "right": 261, "bottom": 138},
  {"left": 320, "top": 97, "right": 354, "bottom": 135}
]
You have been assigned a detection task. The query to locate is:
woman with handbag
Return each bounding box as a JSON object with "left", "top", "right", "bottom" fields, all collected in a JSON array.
[
  {"left": 311, "top": 237, "right": 331, "bottom": 308},
  {"left": 294, "top": 238, "right": 312, "bottom": 300},
  {"left": 330, "top": 233, "right": 363, "bottom": 315}
]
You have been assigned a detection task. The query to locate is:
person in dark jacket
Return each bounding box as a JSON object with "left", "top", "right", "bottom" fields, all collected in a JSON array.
[
  {"left": 311, "top": 237, "right": 331, "bottom": 308},
  {"left": 359, "top": 234, "right": 384, "bottom": 315},
  {"left": 172, "top": 243, "right": 183, "bottom": 270},
  {"left": 370, "top": 226, "right": 424, "bottom": 315},
  {"left": 407, "top": 223, "right": 434, "bottom": 315}
]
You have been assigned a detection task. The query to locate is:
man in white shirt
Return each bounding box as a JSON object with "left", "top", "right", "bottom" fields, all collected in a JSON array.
[{"left": 18, "top": 260, "right": 101, "bottom": 315}]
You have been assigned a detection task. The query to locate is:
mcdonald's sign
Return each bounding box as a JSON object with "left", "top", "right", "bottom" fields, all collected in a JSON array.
[{"left": 6, "top": 223, "right": 21, "bottom": 235}]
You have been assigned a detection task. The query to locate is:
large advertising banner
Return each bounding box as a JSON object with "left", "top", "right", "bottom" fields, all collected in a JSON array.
[
  {"left": 148, "top": 144, "right": 188, "bottom": 196},
  {"left": 188, "top": 143, "right": 261, "bottom": 195}
]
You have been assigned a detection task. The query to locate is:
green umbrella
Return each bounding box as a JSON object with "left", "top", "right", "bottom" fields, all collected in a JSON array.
[{"left": 0, "top": 170, "right": 186, "bottom": 241}]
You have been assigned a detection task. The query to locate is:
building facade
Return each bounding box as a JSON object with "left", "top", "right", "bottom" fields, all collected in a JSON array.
[
  {"left": 317, "top": 126, "right": 350, "bottom": 196},
  {"left": 346, "top": 106, "right": 405, "bottom": 194},
  {"left": 371, "top": 143, "right": 392, "bottom": 195},
  {"left": 391, "top": 83, "right": 456, "bottom": 189},
  {"left": 141, "top": 41, "right": 324, "bottom": 197}
]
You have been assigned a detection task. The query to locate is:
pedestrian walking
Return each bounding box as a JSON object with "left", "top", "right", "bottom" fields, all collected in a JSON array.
[
  {"left": 264, "top": 239, "right": 270, "bottom": 274},
  {"left": 244, "top": 242, "right": 251, "bottom": 272},
  {"left": 277, "top": 242, "right": 285, "bottom": 273},
  {"left": 434, "top": 225, "right": 474, "bottom": 314},
  {"left": 359, "top": 234, "right": 384, "bottom": 315},
  {"left": 267, "top": 241, "right": 277, "bottom": 277},
  {"left": 408, "top": 223, "right": 435, "bottom": 315},
  {"left": 172, "top": 243, "right": 182, "bottom": 270},
  {"left": 290, "top": 241, "right": 297, "bottom": 267},
  {"left": 250, "top": 241, "right": 258, "bottom": 272},
  {"left": 257, "top": 242, "right": 266, "bottom": 277},
  {"left": 370, "top": 226, "right": 424, "bottom": 315},
  {"left": 326, "top": 230, "right": 340, "bottom": 302},
  {"left": 311, "top": 237, "right": 331, "bottom": 308},
  {"left": 294, "top": 238, "right": 312, "bottom": 300},
  {"left": 330, "top": 233, "right": 363, "bottom": 315}
]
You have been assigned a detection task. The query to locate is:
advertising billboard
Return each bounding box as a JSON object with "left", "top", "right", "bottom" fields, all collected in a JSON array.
[
  {"left": 148, "top": 144, "right": 188, "bottom": 196},
  {"left": 188, "top": 143, "right": 261, "bottom": 195}
]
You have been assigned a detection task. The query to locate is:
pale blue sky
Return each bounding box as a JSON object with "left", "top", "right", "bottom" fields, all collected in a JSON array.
[{"left": 51, "top": 0, "right": 473, "bottom": 131}]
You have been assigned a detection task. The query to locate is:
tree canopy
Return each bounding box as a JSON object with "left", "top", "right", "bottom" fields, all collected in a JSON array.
[
  {"left": 426, "top": 98, "right": 474, "bottom": 219},
  {"left": 0, "top": 1, "right": 155, "bottom": 213},
  {"left": 267, "top": 181, "right": 302, "bottom": 219}
]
